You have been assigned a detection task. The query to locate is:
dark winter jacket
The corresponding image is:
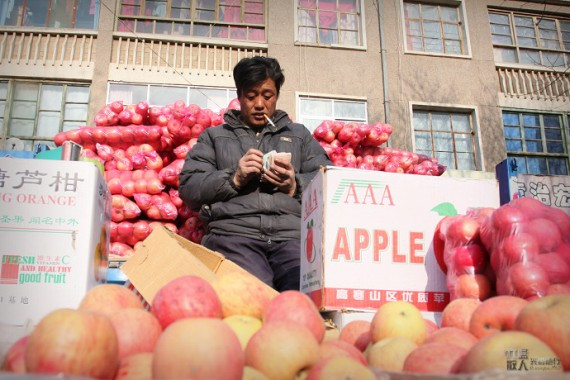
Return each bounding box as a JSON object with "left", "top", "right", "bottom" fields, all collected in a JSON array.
[{"left": 178, "top": 109, "right": 332, "bottom": 242}]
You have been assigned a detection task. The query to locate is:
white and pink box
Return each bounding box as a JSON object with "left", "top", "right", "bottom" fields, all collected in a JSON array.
[
  {"left": 301, "top": 166, "right": 500, "bottom": 319},
  {"left": 0, "top": 158, "right": 110, "bottom": 327}
]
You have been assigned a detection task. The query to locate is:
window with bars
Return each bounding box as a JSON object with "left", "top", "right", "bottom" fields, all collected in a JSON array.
[
  {"left": 403, "top": 1, "right": 468, "bottom": 55},
  {"left": 296, "top": 0, "right": 363, "bottom": 47},
  {"left": 117, "top": 0, "right": 265, "bottom": 42},
  {"left": 297, "top": 96, "right": 367, "bottom": 133},
  {"left": 0, "top": 81, "right": 90, "bottom": 151},
  {"left": 413, "top": 110, "right": 478, "bottom": 170},
  {"left": 502, "top": 111, "right": 569, "bottom": 175},
  {"left": 107, "top": 82, "right": 237, "bottom": 112},
  {"left": 0, "top": 0, "right": 100, "bottom": 29},
  {"left": 489, "top": 10, "right": 570, "bottom": 67}
]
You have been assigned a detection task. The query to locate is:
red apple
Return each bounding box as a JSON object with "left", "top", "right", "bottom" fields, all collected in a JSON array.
[
  {"left": 78, "top": 283, "right": 144, "bottom": 317},
  {"left": 424, "top": 326, "right": 478, "bottom": 351},
  {"left": 402, "top": 342, "right": 467, "bottom": 374},
  {"left": 452, "top": 244, "right": 487, "bottom": 274},
  {"left": 151, "top": 275, "right": 223, "bottom": 329},
  {"left": 525, "top": 217, "right": 562, "bottom": 253},
  {"left": 110, "top": 308, "right": 162, "bottom": 360},
  {"left": 452, "top": 273, "right": 492, "bottom": 301},
  {"left": 25, "top": 309, "right": 119, "bottom": 378},
  {"left": 469, "top": 295, "right": 528, "bottom": 339},
  {"left": 495, "top": 232, "right": 539, "bottom": 271},
  {"left": 441, "top": 297, "right": 481, "bottom": 332},
  {"left": 533, "top": 252, "right": 570, "bottom": 284},
  {"left": 1, "top": 335, "right": 28, "bottom": 373},
  {"left": 338, "top": 320, "right": 372, "bottom": 352},
  {"left": 515, "top": 294, "right": 570, "bottom": 370},
  {"left": 245, "top": 321, "right": 319, "bottom": 380},
  {"left": 557, "top": 243, "right": 570, "bottom": 267},
  {"left": 510, "top": 196, "right": 549, "bottom": 219},
  {"left": 317, "top": 339, "right": 367, "bottom": 365},
  {"left": 546, "top": 208, "right": 570, "bottom": 243},
  {"left": 491, "top": 204, "right": 528, "bottom": 239},
  {"left": 153, "top": 318, "right": 244, "bottom": 380},
  {"left": 509, "top": 261, "right": 550, "bottom": 299},
  {"left": 446, "top": 216, "right": 481, "bottom": 246},
  {"left": 424, "top": 318, "right": 440, "bottom": 336},
  {"left": 262, "top": 290, "right": 326, "bottom": 343}
]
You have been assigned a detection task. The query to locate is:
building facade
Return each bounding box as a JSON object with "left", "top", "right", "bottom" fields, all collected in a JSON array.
[{"left": 0, "top": 0, "right": 568, "bottom": 176}]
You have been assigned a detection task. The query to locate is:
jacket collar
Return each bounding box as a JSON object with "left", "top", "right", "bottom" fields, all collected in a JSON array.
[{"left": 224, "top": 109, "right": 291, "bottom": 133}]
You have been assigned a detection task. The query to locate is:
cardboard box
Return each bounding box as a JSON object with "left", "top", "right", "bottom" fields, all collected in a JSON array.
[
  {"left": 120, "top": 226, "right": 278, "bottom": 305},
  {"left": 0, "top": 158, "right": 110, "bottom": 326},
  {"left": 301, "top": 166, "right": 500, "bottom": 314}
]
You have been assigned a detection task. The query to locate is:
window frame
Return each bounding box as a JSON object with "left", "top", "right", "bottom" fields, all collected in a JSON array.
[
  {"left": 0, "top": 80, "right": 91, "bottom": 151},
  {"left": 401, "top": 0, "right": 471, "bottom": 58},
  {"left": 0, "top": 0, "right": 100, "bottom": 30},
  {"left": 410, "top": 103, "right": 483, "bottom": 171},
  {"left": 489, "top": 9, "right": 570, "bottom": 69},
  {"left": 502, "top": 109, "right": 570, "bottom": 175},
  {"left": 296, "top": 93, "right": 368, "bottom": 133},
  {"left": 116, "top": 0, "right": 267, "bottom": 43},
  {"left": 294, "top": 0, "right": 367, "bottom": 50},
  {"left": 107, "top": 82, "right": 237, "bottom": 112}
]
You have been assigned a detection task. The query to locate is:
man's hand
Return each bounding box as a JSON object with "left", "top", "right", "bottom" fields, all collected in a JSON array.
[
  {"left": 233, "top": 149, "right": 264, "bottom": 189},
  {"left": 261, "top": 157, "right": 297, "bottom": 196}
]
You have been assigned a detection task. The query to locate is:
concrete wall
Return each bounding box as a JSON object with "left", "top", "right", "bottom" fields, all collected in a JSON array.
[{"left": 267, "top": 0, "right": 385, "bottom": 124}]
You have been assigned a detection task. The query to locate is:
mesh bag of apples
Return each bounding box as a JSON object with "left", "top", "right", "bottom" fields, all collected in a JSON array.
[
  {"left": 436, "top": 197, "right": 570, "bottom": 302},
  {"left": 312, "top": 120, "right": 446, "bottom": 175},
  {"left": 53, "top": 100, "right": 232, "bottom": 260}
]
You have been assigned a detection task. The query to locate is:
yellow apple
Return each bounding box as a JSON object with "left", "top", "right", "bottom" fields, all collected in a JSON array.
[
  {"left": 370, "top": 301, "right": 426, "bottom": 345},
  {"left": 459, "top": 331, "right": 563, "bottom": 373},
  {"left": 242, "top": 365, "right": 270, "bottom": 380},
  {"left": 514, "top": 294, "right": 570, "bottom": 371},
  {"left": 114, "top": 353, "right": 153, "bottom": 380},
  {"left": 223, "top": 315, "right": 263, "bottom": 350},
  {"left": 323, "top": 328, "right": 340, "bottom": 342},
  {"left": 306, "top": 356, "right": 376, "bottom": 380},
  {"left": 366, "top": 336, "right": 417, "bottom": 372},
  {"left": 213, "top": 270, "right": 277, "bottom": 319}
]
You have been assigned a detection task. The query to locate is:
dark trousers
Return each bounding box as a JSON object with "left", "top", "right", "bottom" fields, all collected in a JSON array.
[{"left": 202, "top": 234, "right": 301, "bottom": 292}]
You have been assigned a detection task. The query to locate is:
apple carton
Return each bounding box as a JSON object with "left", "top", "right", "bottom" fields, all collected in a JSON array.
[
  {"left": 301, "top": 166, "right": 500, "bottom": 320},
  {"left": 120, "top": 226, "right": 278, "bottom": 306},
  {"left": 0, "top": 158, "right": 110, "bottom": 355}
]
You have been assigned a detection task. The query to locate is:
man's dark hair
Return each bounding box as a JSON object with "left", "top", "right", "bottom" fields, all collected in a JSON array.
[{"left": 233, "top": 56, "right": 285, "bottom": 97}]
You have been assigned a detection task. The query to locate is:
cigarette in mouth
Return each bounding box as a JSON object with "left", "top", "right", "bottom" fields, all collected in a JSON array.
[{"left": 264, "top": 114, "right": 276, "bottom": 127}]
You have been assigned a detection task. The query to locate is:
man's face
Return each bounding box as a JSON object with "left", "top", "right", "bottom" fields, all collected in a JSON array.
[{"left": 239, "top": 78, "right": 278, "bottom": 129}]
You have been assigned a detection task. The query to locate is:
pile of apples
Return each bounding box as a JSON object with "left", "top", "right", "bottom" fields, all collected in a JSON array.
[
  {"left": 2, "top": 270, "right": 569, "bottom": 378},
  {"left": 435, "top": 197, "right": 570, "bottom": 303},
  {"left": 312, "top": 120, "right": 446, "bottom": 175},
  {"left": 53, "top": 100, "right": 232, "bottom": 259}
]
